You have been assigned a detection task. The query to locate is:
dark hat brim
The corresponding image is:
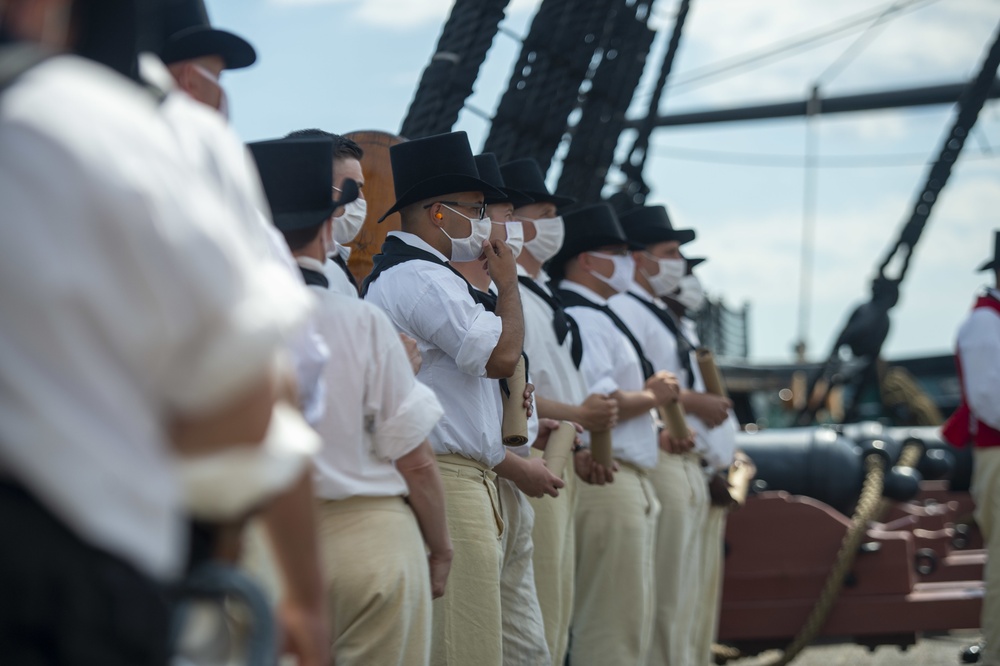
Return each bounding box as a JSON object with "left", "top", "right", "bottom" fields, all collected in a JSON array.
[
  {"left": 977, "top": 258, "right": 998, "bottom": 272},
  {"left": 377, "top": 173, "right": 505, "bottom": 223},
  {"left": 520, "top": 190, "right": 576, "bottom": 209},
  {"left": 687, "top": 257, "right": 706, "bottom": 269},
  {"left": 630, "top": 228, "right": 696, "bottom": 248},
  {"left": 486, "top": 187, "right": 535, "bottom": 209},
  {"left": 161, "top": 27, "right": 257, "bottom": 69}
]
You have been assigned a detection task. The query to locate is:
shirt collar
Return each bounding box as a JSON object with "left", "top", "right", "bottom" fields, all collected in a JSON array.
[
  {"left": 388, "top": 231, "right": 449, "bottom": 262},
  {"left": 332, "top": 241, "right": 351, "bottom": 262},
  {"left": 516, "top": 263, "right": 530, "bottom": 278},
  {"left": 989, "top": 287, "right": 1000, "bottom": 301},
  {"left": 628, "top": 279, "right": 656, "bottom": 303},
  {"left": 559, "top": 279, "right": 609, "bottom": 306},
  {"left": 296, "top": 256, "right": 326, "bottom": 273}
]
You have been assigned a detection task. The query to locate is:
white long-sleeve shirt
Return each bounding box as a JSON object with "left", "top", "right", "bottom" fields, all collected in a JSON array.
[{"left": 958, "top": 289, "right": 1000, "bottom": 431}]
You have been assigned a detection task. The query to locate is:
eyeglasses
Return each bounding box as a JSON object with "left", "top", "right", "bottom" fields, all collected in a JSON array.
[{"left": 424, "top": 201, "right": 487, "bottom": 220}]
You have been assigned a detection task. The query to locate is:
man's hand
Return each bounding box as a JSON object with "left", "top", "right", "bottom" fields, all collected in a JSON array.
[
  {"left": 428, "top": 549, "right": 453, "bottom": 599},
  {"left": 574, "top": 447, "right": 618, "bottom": 485},
  {"left": 658, "top": 428, "right": 695, "bottom": 454},
  {"left": 399, "top": 333, "right": 422, "bottom": 375},
  {"left": 682, "top": 392, "right": 732, "bottom": 429},
  {"left": 645, "top": 371, "right": 680, "bottom": 406},
  {"left": 514, "top": 455, "right": 565, "bottom": 498},
  {"left": 576, "top": 393, "right": 618, "bottom": 432},
  {"left": 483, "top": 238, "right": 518, "bottom": 292},
  {"left": 523, "top": 382, "right": 535, "bottom": 418},
  {"left": 277, "top": 598, "right": 331, "bottom": 666},
  {"left": 532, "top": 418, "right": 562, "bottom": 451}
]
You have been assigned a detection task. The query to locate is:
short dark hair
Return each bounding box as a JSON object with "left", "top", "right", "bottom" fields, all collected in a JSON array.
[
  {"left": 285, "top": 129, "right": 364, "bottom": 161},
  {"left": 281, "top": 224, "right": 324, "bottom": 252}
]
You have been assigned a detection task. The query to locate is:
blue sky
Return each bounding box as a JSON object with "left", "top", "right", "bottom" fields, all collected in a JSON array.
[{"left": 210, "top": 0, "right": 1000, "bottom": 363}]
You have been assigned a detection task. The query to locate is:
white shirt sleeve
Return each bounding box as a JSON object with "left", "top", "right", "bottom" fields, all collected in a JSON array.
[
  {"left": 574, "top": 313, "right": 622, "bottom": 396},
  {"left": 959, "top": 308, "right": 1000, "bottom": 430},
  {"left": 367, "top": 308, "right": 444, "bottom": 461},
  {"left": 404, "top": 273, "right": 503, "bottom": 377}
]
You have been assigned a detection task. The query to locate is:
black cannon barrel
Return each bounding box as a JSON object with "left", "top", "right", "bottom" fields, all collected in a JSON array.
[
  {"left": 738, "top": 426, "right": 921, "bottom": 515},
  {"left": 888, "top": 425, "right": 970, "bottom": 491}
]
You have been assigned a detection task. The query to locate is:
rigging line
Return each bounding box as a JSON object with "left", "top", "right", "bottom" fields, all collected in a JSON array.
[
  {"left": 631, "top": 0, "right": 938, "bottom": 104},
  {"left": 816, "top": 0, "right": 904, "bottom": 86},
  {"left": 645, "top": 145, "right": 1000, "bottom": 167}
]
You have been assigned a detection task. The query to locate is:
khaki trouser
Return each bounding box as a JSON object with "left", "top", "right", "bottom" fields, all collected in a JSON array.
[
  {"left": 432, "top": 454, "right": 505, "bottom": 666},
  {"left": 571, "top": 462, "right": 660, "bottom": 666},
  {"left": 973, "top": 447, "right": 1000, "bottom": 666},
  {"left": 694, "top": 505, "right": 727, "bottom": 665},
  {"left": 526, "top": 448, "right": 576, "bottom": 665},
  {"left": 497, "top": 476, "right": 551, "bottom": 665},
  {"left": 646, "top": 451, "right": 710, "bottom": 666},
  {"left": 317, "top": 495, "right": 431, "bottom": 666}
]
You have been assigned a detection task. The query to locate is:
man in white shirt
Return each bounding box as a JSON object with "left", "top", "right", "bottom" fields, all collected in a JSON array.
[
  {"left": 284, "top": 128, "right": 367, "bottom": 297},
  {"left": 609, "top": 205, "right": 733, "bottom": 666},
  {"left": 501, "top": 157, "right": 619, "bottom": 664},
  {"left": 943, "top": 230, "right": 1000, "bottom": 666},
  {"left": 151, "top": 7, "right": 335, "bottom": 662},
  {"left": 662, "top": 256, "right": 741, "bottom": 665},
  {"left": 549, "top": 203, "right": 680, "bottom": 666},
  {"left": 362, "top": 131, "right": 562, "bottom": 666},
  {"left": 0, "top": 2, "right": 307, "bottom": 663},
  {"left": 250, "top": 136, "right": 452, "bottom": 666}
]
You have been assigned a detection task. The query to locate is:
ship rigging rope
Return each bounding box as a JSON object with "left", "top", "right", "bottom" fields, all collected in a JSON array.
[{"left": 760, "top": 452, "right": 886, "bottom": 666}]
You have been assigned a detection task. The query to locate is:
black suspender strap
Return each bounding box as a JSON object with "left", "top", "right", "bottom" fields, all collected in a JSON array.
[
  {"left": 330, "top": 253, "right": 359, "bottom": 292},
  {"left": 626, "top": 292, "right": 696, "bottom": 389},
  {"left": 299, "top": 266, "right": 329, "bottom": 289},
  {"left": 361, "top": 236, "right": 489, "bottom": 307},
  {"left": 518, "top": 275, "right": 583, "bottom": 368},
  {"left": 557, "top": 288, "right": 655, "bottom": 380}
]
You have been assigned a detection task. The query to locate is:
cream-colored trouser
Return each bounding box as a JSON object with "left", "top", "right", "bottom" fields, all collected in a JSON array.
[
  {"left": 571, "top": 462, "right": 660, "bottom": 666},
  {"left": 646, "top": 451, "right": 709, "bottom": 666},
  {"left": 526, "top": 448, "right": 576, "bottom": 665},
  {"left": 694, "top": 505, "right": 727, "bottom": 665},
  {"left": 973, "top": 447, "right": 1000, "bottom": 665},
  {"left": 317, "top": 495, "right": 432, "bottom": 666},
  {"left": 497, "top": 476, "right": 551, "bottom": 665},
  {"left": 432, "top": 454, "right": 505, "bottom": 666}
]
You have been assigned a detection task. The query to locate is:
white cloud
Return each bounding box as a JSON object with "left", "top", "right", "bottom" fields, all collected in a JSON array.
[{"left": 267, "top": 0, "right": 542, "bottom": 29}]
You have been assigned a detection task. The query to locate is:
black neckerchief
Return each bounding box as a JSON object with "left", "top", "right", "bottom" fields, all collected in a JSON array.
[
  {"left": 557, "top": 287, "right": 655, "bottom": 380},
  {"left": 627, "top": 291, "right": 695, "bottom": 389},
  {"left": 299, "top": 265, "right": 329, "bottom": 289},
  {"left": 361, "top": 235, "right": 488, "bottom": 307},
  {"left": 518, "top": 275, "right": 583, "bottom": 368},
  {"left": 330, "top": 253, "right": 359, "bottom": 292}
]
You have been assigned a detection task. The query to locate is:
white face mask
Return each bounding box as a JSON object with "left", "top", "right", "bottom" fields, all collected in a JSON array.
[
  {"left": 588, "top": 252, "right": 635, "bottom": 294},
  {"left": 441, "top": 205, "right": 492, "bottom": 262},
  {"left": 496, "top": 221, "right": 524, "bottom": 258},
  {"left": 332, "top": 198, "right": 367, "bottom": 245},
  {"left": 641, "top": 255, "right": 685, "bottom": 298},
  {"left": 676, "top": 274, "right": 706, "bottom": 312},
  {"left": 523, "top": 216, "right": 565, "bottom": 263}
]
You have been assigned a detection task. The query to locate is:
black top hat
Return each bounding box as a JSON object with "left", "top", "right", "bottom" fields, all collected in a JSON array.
[
  {"left": 249, "top": 137, "right": 358, "bottom": 232},
  {"left": 499, "top": 159, "right": 576, "bottom": 209},
  {"left": 474, "top": 153, "right": 534, "bottom": 208},
  {"left": 977, "top": 230, "right": 1000, "bottom": 272},
  {"left": 159, "top": 0, "right": 256, "bottom": 70},
  {"left": 619, "top": 205, "right": 695, "bottom": 247},
  {"left": 378, "top": 131, "right": 504, "bottom": 223},
  {"left": 548, "top": 203, "right": 630, "bottom": 275}
]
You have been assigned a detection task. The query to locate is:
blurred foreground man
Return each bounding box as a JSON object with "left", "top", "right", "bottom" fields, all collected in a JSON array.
[
  {"left": 0, "top": 1, "right": 310, "bottom": 663},
  {"left": 944, "top": 230, "right": 1000, "bottom": 666}
]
